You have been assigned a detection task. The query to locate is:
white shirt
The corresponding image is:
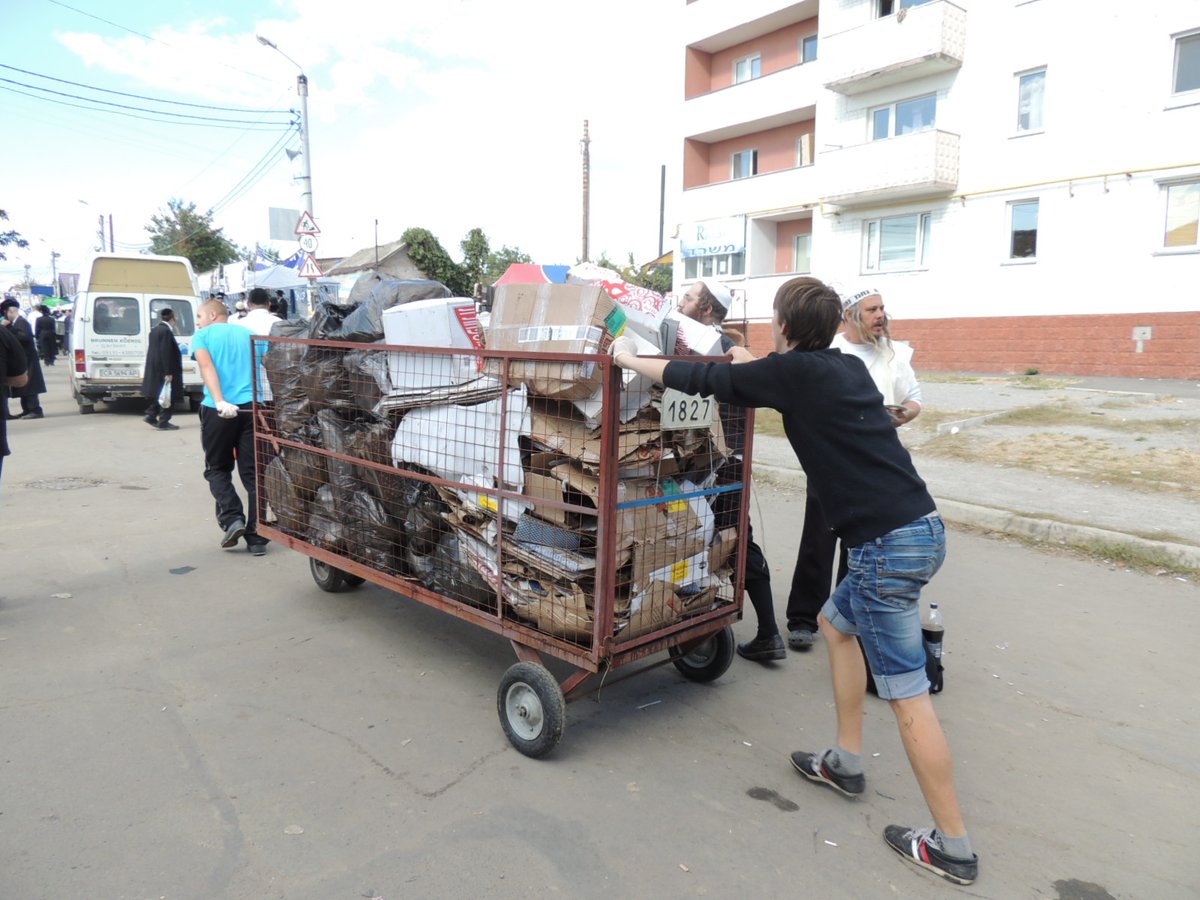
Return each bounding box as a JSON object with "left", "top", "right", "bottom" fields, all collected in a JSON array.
[
  {"left": 831, "top": 333, "right": 922, "bottom": 408},
  {"left": 239, "top": 307, "right": 281, "bottom": 401}
]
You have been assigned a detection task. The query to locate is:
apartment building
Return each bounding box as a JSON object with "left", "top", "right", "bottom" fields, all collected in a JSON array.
[{"left": 676, "top": 0, "right": 1200, "bottom": 378}]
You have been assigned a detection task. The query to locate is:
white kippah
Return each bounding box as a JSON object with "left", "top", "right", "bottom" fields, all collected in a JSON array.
[
  {"left": 705, "top": 280, "right": 733, "bottom": 313},
  {"left": 843, "top": 287, "right": 880, "bottom": 310}
]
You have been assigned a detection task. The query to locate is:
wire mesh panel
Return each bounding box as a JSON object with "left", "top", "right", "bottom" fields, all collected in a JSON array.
[{"left": 252, "top": 299, "right": 750, "bottom": 671}]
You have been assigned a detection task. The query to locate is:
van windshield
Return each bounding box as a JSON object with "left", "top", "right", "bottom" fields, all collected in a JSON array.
[
  {"left": 150, "top": 298, "right": 196, "bottom": 336},
  {"left": 93, "top": 296, "right": 140, "bottom": 335}
]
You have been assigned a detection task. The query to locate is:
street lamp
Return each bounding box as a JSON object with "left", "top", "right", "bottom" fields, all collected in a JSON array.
[{"left": 256, "top": 35, "right": 314, "bottom": 218}]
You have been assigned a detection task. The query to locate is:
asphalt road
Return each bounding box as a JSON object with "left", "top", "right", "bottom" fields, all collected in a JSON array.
[{"left": 2, "top": 366, "right": 1197, "bottom": 899}]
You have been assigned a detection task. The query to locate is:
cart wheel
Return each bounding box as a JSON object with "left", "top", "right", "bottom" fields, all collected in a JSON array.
[
  {"left": 309, "top": 558, "right": 360, "bottom": 593},
  {"left": 497, "top": 662, "right": 565, "bottom": 758},
  {"left": 77, "top": 403, "right": 95, "bottom": 415},
  {"left": 669, "top": 626, "right": 736, "bottom": 683}
]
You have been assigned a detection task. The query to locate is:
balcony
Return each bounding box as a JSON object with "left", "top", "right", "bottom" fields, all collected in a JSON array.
[
  {"left": 820, "top": 129, "right": 959, "bottom": 206},
  {"left": 684, "top": 0, "right": 819, "bottom": 54},
  {"left": 680, "top": 163, "right": 821, "bottom": 224},
  {"left": 683, "top": 62, "right": 821, "bottom": 143},
  {"left": 822, "top": 1, "right": 966, "bottom": 96}
]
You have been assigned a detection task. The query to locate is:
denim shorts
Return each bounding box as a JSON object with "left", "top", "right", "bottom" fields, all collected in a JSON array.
[{"left": 821, "top": 513, "right": 946, "bottom": 700}]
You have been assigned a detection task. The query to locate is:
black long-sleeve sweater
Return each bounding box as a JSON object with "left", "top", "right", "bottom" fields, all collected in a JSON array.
[{"left": 663, "top": 347, "right": 935, "bottom": 547}]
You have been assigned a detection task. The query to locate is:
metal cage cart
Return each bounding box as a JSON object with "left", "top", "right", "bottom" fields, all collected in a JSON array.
[{"left": 251, "top": 317, "right": 754, "bottom": 758}]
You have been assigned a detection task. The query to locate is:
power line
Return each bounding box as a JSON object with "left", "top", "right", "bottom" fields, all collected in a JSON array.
[
  {"left": 44, "top": 0, "right": 274, "bottom": 84},
  {"left": 0, "top": 84, "right": 294, "bottom": 131},
  {"left": 0, "top": 64, "right": 292, "bottom": 115},
  {"left": 0, "top": 76, "right": 294, "bottom": 125}
]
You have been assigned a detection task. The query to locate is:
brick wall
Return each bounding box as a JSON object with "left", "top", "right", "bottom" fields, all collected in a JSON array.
[{"left": 741, "top": 311, "right": 1200, "bottom": 379}]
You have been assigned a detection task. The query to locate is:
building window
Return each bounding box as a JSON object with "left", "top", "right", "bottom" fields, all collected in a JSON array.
[
  {"left": 863, "top": 213, "right": 932, "bottom": 272},
  {"left": 793, "top": 235, "right": 812, "bottom": 274},
  {"left": 684, "top": 253, "right": 746, "bottom": 279},
  {"left": 1008, "top": 200, "right": 1039, "bottom": 259},
  {"left": 801, "top": 35, "right": 818, "bottom": 63},
  {"left": 734, "top": 54, "right": 761, "bottom": 84},
  {"left": 797, "top": 133, "right": 813, "bottom": 167},
  {"left": 870, "top": 94, "right": 936, "bottom": 140},
  {"left": 877, "top": 0, "right": 934, "bottom": 17},
  {"left": 1174, "top": 32, "right": 1200, "bottom": 94},
  {"left": 1016, "top": 68, "right": 1045, "bottom": 132},
  {"left": 732, "top": 149, "right": 758, "bottom": 180},
  {"left": 1163, "top": 180, "right": 1199, "bottom": 249}
]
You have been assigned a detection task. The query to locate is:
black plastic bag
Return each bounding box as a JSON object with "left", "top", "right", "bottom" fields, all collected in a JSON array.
[{"left": 328, "top": 279, "right": 451, "bottom": 343}]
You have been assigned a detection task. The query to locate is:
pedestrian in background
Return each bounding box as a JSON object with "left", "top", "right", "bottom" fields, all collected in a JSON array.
[
  {"left": 192, "top": 299, "right": 268, "bottom": 556},
  {"left": 1, "top": 298, "right": 45, "bottom": 420},
  {"left": 35, "top": 306, "right": 57, "bottom": 367},
  {"left": 140, "top": 308, "right": 183, "bottom": 431},
  {"left": 1, "top": 321, "right": 28, "bottom": 482},
  {"left": 610, "top": 276, "right": 976, "bottom": 886},
  {"left": 679, "top": 279, "right": 785, "bottom": 663},
  {"left": 786, "top": 287, "right": 923, "bottom": 652}
]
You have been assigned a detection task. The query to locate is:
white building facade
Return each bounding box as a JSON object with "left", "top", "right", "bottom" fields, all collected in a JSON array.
[{"left": 675, "top": 0, "right": 1200, "bottom": 378}]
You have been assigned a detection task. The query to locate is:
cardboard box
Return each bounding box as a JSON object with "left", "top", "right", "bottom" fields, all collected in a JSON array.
[
  {"left": 569, "top": 330, "right": 658, "bottom": 428},
  {"left": 617, "top": 581, "right": 684, "bottom": 641},
  {"left": 665, "top": 308, "right": 725, "bottom": 356},
  {"left": 528, "top": 403, "right": 661, "bottom": 468},
  {"left": 382, "top": 298, "right": 484, "bottom": 392},
  {"left": 629, "top": 529, "right": 709, "bottom": 595},
  {"left": 485, "top": 283, "right": 627, "bottom": 400}
]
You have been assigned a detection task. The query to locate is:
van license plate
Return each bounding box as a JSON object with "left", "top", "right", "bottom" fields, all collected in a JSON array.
[{"left": 104, "top": 367, "right": 139, "bottom": 378}]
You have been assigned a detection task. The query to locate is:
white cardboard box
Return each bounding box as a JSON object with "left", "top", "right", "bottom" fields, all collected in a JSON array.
[{"left": 382, "top": 298, "right": 483, "bottom": 392}]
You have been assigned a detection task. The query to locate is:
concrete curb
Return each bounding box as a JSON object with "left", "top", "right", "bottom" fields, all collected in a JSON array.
[{"left": 751, "top": 463, "right": 1200, "bottom": 573}]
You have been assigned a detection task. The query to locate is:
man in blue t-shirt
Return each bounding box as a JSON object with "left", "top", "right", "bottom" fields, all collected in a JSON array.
[{"left": 193, "top": 299, "right": 267, "bottom": 555}]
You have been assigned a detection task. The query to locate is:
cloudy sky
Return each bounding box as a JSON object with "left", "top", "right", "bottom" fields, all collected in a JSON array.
[{"left": 0, "top": 0, "right": 680, "bottom": 289}]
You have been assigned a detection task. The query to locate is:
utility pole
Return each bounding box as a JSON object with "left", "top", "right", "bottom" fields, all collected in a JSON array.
[
  {"left": 51, "top": 249, "right": 60, "bottom": 295},
  {"left": 257, "top": 35, "right": 314, "bottom": 217},
  {"left": 580, "top": 120, "right": 590, "bottom": 263},
  {"left": 108, "top": 215, "right": 114, "bottom": 255},
  {"left": 99, "top": 215, "right": 106, "bottom": 252},
  {"left": 658, "top": 164, "right": 666, "bottom": 258}
]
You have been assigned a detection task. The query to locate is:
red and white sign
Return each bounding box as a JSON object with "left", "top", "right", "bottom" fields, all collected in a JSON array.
[
  {"left": 294, "top": 211, "right": 320, "bottom": 235},
  {"left": 297, "top": 233, "right": 319, "bottom": 254},
  {"left": 298, "top": 254, "right": 323, "bottom": 278}
]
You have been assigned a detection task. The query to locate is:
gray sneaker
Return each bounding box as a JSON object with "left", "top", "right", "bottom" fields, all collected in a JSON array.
[
  {"left": 221, "top": 518, "right": 246, "bottom": 549},
  {"left": 788, "top": 628, "right": 816, "bottom": 650}
]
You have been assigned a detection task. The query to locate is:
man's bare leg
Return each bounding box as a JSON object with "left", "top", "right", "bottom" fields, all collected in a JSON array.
[
  {"left": 889, "top": 693, "right": 966, "bottom": 837},
  {"left": 819, "top": 612, "right": 866, "bottom": 755}
]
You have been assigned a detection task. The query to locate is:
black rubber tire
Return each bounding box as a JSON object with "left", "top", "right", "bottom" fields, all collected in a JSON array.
[
  {"left": 310, "top": 557, "right": 350, "bottom": 593},
  {"left": 497, "top": 662, "right": 566, "bottom": 758},
  {"left": 342, "top": 574, "right": 366, "bottom": 587},
  {"left": 77, "top": 402, "right": 95, "bottom": 415},
  {"left": 669, "top": 626, "right": 736, "bottom": 683}
]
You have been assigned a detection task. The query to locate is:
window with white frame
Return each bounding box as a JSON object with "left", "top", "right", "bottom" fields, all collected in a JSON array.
[
  {"left": 1174, "top": 32, "right": 1200, "bottom": 95},
  {"left": 1016, "top": 68, "right": 1045, "bottom": 132},
  {"left": 734, "top": 54, "right": 761, "bottom": 84},
  {"left": 877, "top": 0, "right": 934, "bottom": 17},
  {"left": 1008, "top": 199, "right": 1039, "bottom": 259},
  {"left": 793, "top": 234, "right": 812, "bottom": 273},
  {"left": 684, "top": 253, "right": 746, "bottom": 279},
  {"left": 870, "top": 94, "right": 936, "bottom": 140},
  {"left": 1162, "top": 180, "right": 1199, "bottom": 249},
  {"left": 797, "top": 133, "right": 813, "bottom": 167},
  {"left": 863, "top": 213, "right": 932, "bottom": 272},
  {"left": 732, "top": 149, "right": 758, "bottom": 180},
  {"left": 801, "top": 34, "right": 818, "bottom": 63}
]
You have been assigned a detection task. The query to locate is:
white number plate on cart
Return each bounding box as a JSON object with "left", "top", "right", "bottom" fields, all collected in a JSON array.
[{"left": 661, "top": 388, "right": 715, "bottom": 430}]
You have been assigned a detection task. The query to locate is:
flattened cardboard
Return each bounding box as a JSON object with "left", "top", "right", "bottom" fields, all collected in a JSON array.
[
  {"left": 617, "top": 581, "right": 683, "bottom": 641},
  {"left": 630, "top": 530, "right": 709, "bottom": 595},
  {"left": 708, "top": 527, "right": 738, "bottom": 574}
]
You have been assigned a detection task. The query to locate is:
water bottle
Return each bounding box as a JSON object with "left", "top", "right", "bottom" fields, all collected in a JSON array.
[{"left": 922, "top": 603, "right": 944, "bottom": 693}]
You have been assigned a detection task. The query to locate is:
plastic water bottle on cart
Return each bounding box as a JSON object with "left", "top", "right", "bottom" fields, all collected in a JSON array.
[{"left": 922, "top": 603, "right": 944, "bottom": 694}]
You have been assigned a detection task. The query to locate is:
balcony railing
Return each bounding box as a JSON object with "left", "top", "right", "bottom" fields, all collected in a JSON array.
[
  {"left": 820, "top": 129, "right": 959, "bottom": 206},
  {"left": 680, "top": 163, "right": 821, "bottom": 224},
  {"left": 683, "top": 61, "right": 821, "bottom": 143},
  {"left": 822, "top": 1, "right": 966, "bottom": 95}
]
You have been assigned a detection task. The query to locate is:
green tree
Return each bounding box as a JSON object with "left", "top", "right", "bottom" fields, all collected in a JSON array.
[
  {"left": 402, "top": 227, "right": 471, "bottom": 295},
  {"left": 0, "top": 209, "right": 29, "bottom": 262},
  {"left": 460, "top": 227, "right": 490, "bottom": 297},
  {"left": 590, "top": 251, "right": 672, "bottom": 295},
  {"left": 483, "top": 244, "right": 532, "bottom": 284},
  {"left": 145, "top": 199, "right": 240, "bottom": 273}
]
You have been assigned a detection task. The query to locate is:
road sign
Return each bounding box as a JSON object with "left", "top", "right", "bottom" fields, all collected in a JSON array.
[
  {"left": 294, "top": 211, "right": 320, "bottom": 235},
  {"left": 298, "top": 233, "right": 319, "bottom": 254},
  {"left": 298, "top": 253, "right": 323, "bottom": 278}
]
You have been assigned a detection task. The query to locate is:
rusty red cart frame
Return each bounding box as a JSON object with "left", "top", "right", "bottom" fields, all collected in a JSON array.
[{"left": 252, "top": 332, "right": 754, "bottom": 757}]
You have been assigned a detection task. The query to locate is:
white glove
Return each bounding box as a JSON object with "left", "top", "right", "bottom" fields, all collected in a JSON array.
[
  {"left": 609, "top": 336, "right": 639, "bottom": 367},
  {"left": 216, "top": 400, "right": 239, "bottom": 419}
]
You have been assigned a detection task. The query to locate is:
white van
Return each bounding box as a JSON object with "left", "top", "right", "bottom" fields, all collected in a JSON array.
[{"left": 69, "top": 254, "right": 205, "bottom": 414}]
